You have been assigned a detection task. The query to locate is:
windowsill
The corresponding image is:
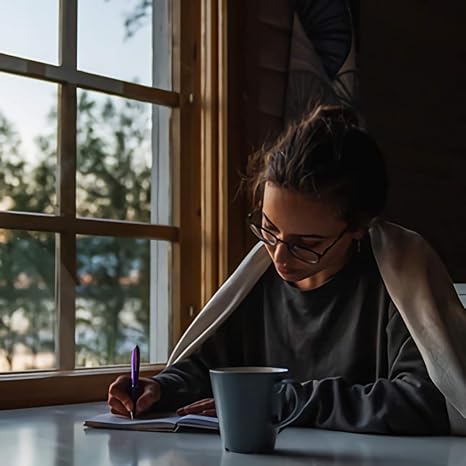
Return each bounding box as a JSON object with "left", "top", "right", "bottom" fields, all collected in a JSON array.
[
  {"left": 0, "top": 364, "right": 164, "bottom": 380},
  {"left": 0, "top": 364, "right": 165, "bottom": 410}
]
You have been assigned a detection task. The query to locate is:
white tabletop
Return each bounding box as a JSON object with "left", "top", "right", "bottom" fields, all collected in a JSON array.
[{"left": 1, "top": 402, "right": 465, "bottom": 466}]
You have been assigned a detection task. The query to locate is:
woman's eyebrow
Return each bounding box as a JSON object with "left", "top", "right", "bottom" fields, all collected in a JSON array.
[{"left": 262, "top": 212, "right": 329, "bottom": 239}]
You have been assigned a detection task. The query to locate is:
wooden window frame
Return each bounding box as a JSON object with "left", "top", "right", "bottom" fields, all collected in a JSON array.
[{"left": 0, "top": 0, "right": 227, "bottom": 409}]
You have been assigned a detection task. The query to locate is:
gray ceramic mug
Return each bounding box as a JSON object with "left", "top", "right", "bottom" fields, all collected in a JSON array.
[{"left": 210, "top": 367, "right": 306, "bottom": 454}]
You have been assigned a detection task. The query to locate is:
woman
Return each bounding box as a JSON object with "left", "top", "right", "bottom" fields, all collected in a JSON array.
[{"left": 108, "top": 106, "right": 466, "bottom": 434}]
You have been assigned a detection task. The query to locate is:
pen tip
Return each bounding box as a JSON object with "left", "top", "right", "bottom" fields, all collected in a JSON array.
[{"left": 130, "top": 411, "right": 134, "bottom": 420}]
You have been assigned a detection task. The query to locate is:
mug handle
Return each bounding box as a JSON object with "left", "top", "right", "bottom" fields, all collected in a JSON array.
[{"left": 274, "top": 378, "right": 307, "bottom": 432}]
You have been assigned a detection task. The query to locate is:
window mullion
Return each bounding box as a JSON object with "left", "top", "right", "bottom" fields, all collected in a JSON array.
[
  {"left": 175, "top": 0, "right": 202, "bottom": 340},
  {"left": 56, "top": 0, "right": 78, "bottom": 371},
  {"left": 59, "top": 0, "right": 77, "bottom": 70}
]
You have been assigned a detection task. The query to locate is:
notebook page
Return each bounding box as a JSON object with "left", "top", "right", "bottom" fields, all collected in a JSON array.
[
  {"left": 177, "top": 414, "right": 219, "bottom": 431},
  {"left": 84, "top": 412, "right": 181, "bottom": 431}
]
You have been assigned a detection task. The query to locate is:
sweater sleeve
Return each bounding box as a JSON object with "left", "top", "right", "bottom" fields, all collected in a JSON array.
[
  {"left": 150, "top": 331, "right": 226, "bottom": 411},
  {"left": 151, "top": 295, "right": 252, "bottom": 412},
  {"left": 290, "top": 310, "right": 451, "bottom": 435}
]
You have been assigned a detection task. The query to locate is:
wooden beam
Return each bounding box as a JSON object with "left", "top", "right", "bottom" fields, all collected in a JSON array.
[
  {"left": 217, "top": 0, "right": 229, "bottom": 286},
  {"left": 57, "top": 0, "right": 78, "bottom": 371},
  {"left": 201, "top": 0, "right": 220, "bottom": 304},
  {"left": 0, "top": 212, "right": 179, "bottom": 242},
  {"left": 0, "top": 53, "right": 179, "bottom": 108},
  {"left": 200, "top": 0, "right": 229, "bottom": 301},
  {"left": 74, "top": 218, "right": 179, "bottom": 241},
  {"left": 174, "top": 0, "right": 202, "bottom": 340}
]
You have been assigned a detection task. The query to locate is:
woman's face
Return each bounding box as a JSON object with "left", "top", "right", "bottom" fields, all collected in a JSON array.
[{"left": 261, "top": 182, "right": 362, "bottom": 288}]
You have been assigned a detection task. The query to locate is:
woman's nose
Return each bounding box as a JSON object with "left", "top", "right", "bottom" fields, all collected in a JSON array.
[{"left": 273, "top": 241, "right": 290, "bottom": 263}]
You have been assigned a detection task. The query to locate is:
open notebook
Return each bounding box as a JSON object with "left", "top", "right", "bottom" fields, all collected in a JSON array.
[{"left": 83, "top": 412, "right": 219, "bottom": 433}]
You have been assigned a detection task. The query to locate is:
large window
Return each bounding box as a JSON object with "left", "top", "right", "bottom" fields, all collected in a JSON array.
[{"left": 0, "top": 0, "right": 221, "bottom": 406}]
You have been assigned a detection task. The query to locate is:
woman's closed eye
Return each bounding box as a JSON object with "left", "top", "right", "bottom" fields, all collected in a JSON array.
[
  {"left": 261, "top": 223, "right": 322, "bottom": 249},
  {"left": 262, "top": 222, "right": 278, "bottom": 233},
  {"left": 296, "top": 240, "right": 321, "bottom": 250}
]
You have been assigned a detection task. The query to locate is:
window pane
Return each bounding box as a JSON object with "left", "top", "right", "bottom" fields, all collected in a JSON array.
[
  {"left": 78, "top": 0, "right": 154, "bottom": 87},
  {"left": 0, "top": 0, "right": 59, "bottom": 64},
  {"left": 454, "top": 283, "right": 466, "bottom": 308},
  {"left": 0, "top": 230, "right": 56, "bottom": 372},
  {"left": 76, "top": 89, "right": 156, "bottom": 222},
  {"left": 0, "top": 73, "right": 57, "bottom": 213},
  {"left": 76, "top": 236, "right": 170, "bottom": 367}
]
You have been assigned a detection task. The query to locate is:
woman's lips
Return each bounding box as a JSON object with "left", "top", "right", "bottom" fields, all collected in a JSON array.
[{"left": 276, "top": 265, "right": 296, "bottom": 276}]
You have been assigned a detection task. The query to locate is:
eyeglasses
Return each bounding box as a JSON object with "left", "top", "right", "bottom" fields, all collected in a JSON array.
[{"left": 247, "top": 210, "right": 348, "bottom": 264}]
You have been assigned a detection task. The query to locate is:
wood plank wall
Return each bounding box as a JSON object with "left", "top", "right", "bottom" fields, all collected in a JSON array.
[
  {"left": 227, "top": 0, "right": 466, "bottom": 281},
  {"left": 226, "top": 0, "right": 292, "bottom": 274},
  {"left": 359, "top": 1, "right": 466, "bottom": 281}
]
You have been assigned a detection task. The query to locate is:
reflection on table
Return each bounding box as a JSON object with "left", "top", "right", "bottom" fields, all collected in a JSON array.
[{"left": 1, "top": 402, "right": 465, "bottom": 466}]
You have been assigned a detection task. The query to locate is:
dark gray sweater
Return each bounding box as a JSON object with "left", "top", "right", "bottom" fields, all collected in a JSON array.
[{"left": 153, "top": 238, "right": 450, "bottom": 435}]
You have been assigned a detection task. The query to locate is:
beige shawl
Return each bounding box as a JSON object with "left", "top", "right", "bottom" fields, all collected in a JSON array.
[{"left": 167, "top": 219, "right": 466, "bottom": 435}]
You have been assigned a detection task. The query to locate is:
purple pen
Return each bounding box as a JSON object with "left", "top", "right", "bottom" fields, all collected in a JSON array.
[{"left": 130, "top": 345, "right": 140, "bottom": 420}]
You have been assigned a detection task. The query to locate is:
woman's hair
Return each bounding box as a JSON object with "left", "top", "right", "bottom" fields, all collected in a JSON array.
[{"left": 246, "top": 105, "right": 388, "bottom": 230}]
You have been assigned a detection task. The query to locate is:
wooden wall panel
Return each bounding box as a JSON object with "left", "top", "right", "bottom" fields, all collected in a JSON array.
[
  {"left": 226, "top": 0, "right": 292, "bottom": 273},
  {"left": 227, "top": 0, "right": 466, "bottom": 281},
  {"left": 359, "top": 1, "right": 466, "bottom": 281}
]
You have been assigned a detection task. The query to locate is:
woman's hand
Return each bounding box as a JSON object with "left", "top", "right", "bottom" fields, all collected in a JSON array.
[
  {"left": 107, "top": 375, "right": 161, "bottom": 417},
  {"left": 176, "top": 398, "right": 216, "bottom": 417}
]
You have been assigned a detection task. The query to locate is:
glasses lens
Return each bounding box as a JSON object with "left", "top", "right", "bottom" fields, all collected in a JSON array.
[
  {"left": 290, "top": 246, "right": 320, "bottom": 264},
  {"left": 260, "top": 227, "right": 278, "bottom": 244},
  {"left": 249, "top": 224, "right": 276, "bottom": 246}
]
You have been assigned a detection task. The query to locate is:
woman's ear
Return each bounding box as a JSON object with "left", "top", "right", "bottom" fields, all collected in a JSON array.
[
  {"left": 355, "top": 230, "right": 365, "bottom": 240},
  {"left": 349, "top": 227, "right": 366, "bottom": 241}
]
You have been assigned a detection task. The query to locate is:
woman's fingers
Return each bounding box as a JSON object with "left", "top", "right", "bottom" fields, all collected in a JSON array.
[
  {"left": 177, "top": 398, "right": 215, "bottom": 415},
  {"left": 200, "top": 408, "right": 217, "bottom": 417},
  {"left": 183, "top": 398, "right": 215, "bottom": 410},
  {"left": 108, "top": 375, "right": 133, "bottom": 414},
  {"left": 135, "top": 379, "right": 161, "bottom": 414},
  {"left": 108, "top": 376, "right": 162, "bottom": 417},
  {"left": 109, "top": 400, "right": 131, "bottom": 417}
]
